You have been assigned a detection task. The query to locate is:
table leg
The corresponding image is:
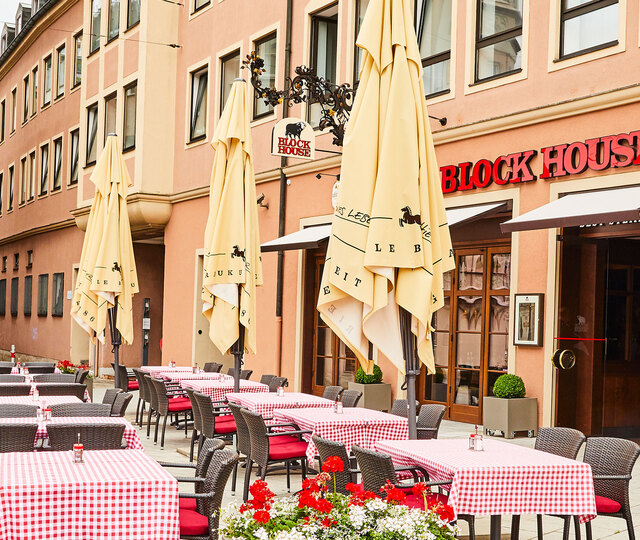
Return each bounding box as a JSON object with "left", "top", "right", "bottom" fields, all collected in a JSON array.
[
  {"left": 511, "top": 515, "right": 520, "bottom": 540},
  {"left": 490, "top": 515, "right": 502, "bottom": 540}
]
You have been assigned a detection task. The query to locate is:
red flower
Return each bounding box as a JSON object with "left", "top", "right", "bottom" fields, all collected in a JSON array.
[
  {"left": 412, "top": 482, "right": 431, "bottom": 497},
  {"left": 253, "top": 510, "right": 270, "bottom": 524},
  {"left": 298, "top": 491, "right": 318, "bottom": 509},
  {"left": 302, "top": 478, "right": 320, "bottom": 493},
  {"left": 315, "top": 498, "right": 333, "bottom": 514},
  {"left": 321, "top": 456, "right": 345, "bottom": 473},
  {"left": 345, "top": 482, "right": 362, "bottom": 493},
  {"left": 430, "top": 502, "right": 455, "bottom": 523},
  {"left": 381, "top": 481, "right": 406, "bottom": 504},
  {"left": 321, "top": 517, "right": 335, "bottom": 528}
]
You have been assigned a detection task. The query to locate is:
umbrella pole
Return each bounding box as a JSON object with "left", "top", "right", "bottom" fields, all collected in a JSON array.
[
  {"left": 399, "top": 306, "right": 418, "bottom": 439},
  {"left": 108, "top": 307, "right": 122, "bottom": 390},
  {"left": 230, "top": 323, "right": 245, "bottom": 394}
]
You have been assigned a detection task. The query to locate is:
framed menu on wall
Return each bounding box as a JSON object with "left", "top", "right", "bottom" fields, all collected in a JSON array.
[{"left": 514, "top": 294, "right": 544, "bottom": 347}]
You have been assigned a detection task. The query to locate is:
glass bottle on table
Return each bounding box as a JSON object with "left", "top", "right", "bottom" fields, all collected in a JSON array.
[{"left": 73, "top": 433, "right": 84, "bottom": 463}]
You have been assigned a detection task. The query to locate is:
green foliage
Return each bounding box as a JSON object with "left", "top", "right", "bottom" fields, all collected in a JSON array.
[
  {"left": 355, "top": 365, "right": 383, "bottom": 384},
  {"left": 492, "top": 374, "right": 526, "bottom": 399}
]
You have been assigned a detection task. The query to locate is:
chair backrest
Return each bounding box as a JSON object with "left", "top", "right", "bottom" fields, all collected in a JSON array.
[
  {"left": 0, "top": 362, "right": 14, "bottom": 368},
  {"left": 33, "top": 374, "right": 76, "bottom": 384},
  {"left": 227, "top": 402, "right": 251, "bottom": 457},
  {"left": 112, "top": 363, "right": 131, "bottom": 392},
  {"left": 352, "top": 444, "right": 398, "bottom": 494},
  {"left": 202, "top": 448, "right": 239, "bottom": 533},
  {"left": 391, "top": 399, "right": 420, "bottom": 418},
  {"left": 322, "top": 386, "right": 344, "bottom": 401},
  {"left": 111, "top": 392, "right": 132, "bottom": 416},
  {"left": 0, "top": 384, "right": 31, "bottom": 396},
  {"left": 340, "top": 390, "right": 362, "bottom": 408},
  {"left": 194, "top": 391, "right": 220, "bottom": 439},
  {"left": 149, "top": 378, "right": 170, "bottom": 414},
  {"left": 47, "top": 423, "right": 126, "bottom": 450},
  {"left": 584, "top": 437, "right": 640, "bottom": 509},
  {"left": 312, "top": 435, "right": 354, "bottom": 494},
  {"left": 193, "top": 438, "right": 226, "bottom": 514},
  {"left": 144, "top": 375, "right": 158, "bottom": 410},
  {"left": 0, "top": 375, "right": 25, "bottom": 383},
  {"left": 240, "top": 370, "right": 253, "bottom": 380},
  {"left": 23, "top": 362, "right": 55, "bottom": 368},
  {"left": 0, "top": 366, "right": 12, "bottom": 375},
  {"left": 535, "top": 427, "right": 585, "bottom": 459},
  {"left": 417, "top": 404, "right": 447, "bottom": 439},
  {"left": 132, "top": 369, "right": 148, "bottom": 401},
  {"left": 241, "top": 409, "right": 270, "bottom": 467},
  {"left": 203, "top": 362, "right": 223, "bottom": 373},
  {"left": 0, "top": 404, "right": 38, "bottom": 417},
  {"left": 268, "top": 377, "right": 288, "bottom": 392},
  {"left": 36, "top": 384, "right": 86, "bottom": 400},
  {"left": 0, "top": 423, "right": 38, "bottom": 452},
  {"left": 227, "top": 367, "right": 235, "bottom": 377},
  {"left": 102, "top": 388, "right": 123, "bottom": 406},
  {"left": 260, "top": 374, "right": 276, "bottom": 386},
  {"left": 184, "top": 388, "right": 202, "bottom": 432},
  {"left": 51, "top": 403, "right": 112, "bottom": 417},
  {"left": 75, "top": 369, "right": 89, "bottom": 384},
  {"left": 24, "top": 366, "right": 55, "bottom": 374}
]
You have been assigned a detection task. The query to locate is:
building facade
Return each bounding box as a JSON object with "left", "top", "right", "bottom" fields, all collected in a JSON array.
[{"left": 1, "top": 0, "right": 639, "bottom": 437}]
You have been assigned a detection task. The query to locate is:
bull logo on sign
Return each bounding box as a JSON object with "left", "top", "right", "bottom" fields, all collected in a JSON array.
[
  {"left": 285, "top": 122, "right": 306, "bottom": 140},
  {"left": 399, "top": 206, "right": 422, "bottom": 227}
]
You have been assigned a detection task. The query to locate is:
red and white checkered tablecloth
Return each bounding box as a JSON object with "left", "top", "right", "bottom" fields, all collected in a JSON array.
[
  {"left": 181, "top": 379, "right": 268, "bottom": 402},
  {"left": 375, "top": 439, "right": 596, "bottom": 521},
  {"left": 10, "top": 368, "right": 61, "bottom": 374},
  {"left": 273, "top": 407, "right": 409, "bottom": 465},
  {"left": 140, "top": 366, "right": 193, "bottom": 373},
  {"left": 161, "top": 372, "right": 233, "bottom": 383},
  {"left": 1, "top": 417, "right": 144, "bottom": 450},
  {"left": 0, "top": 396, "right": 83, "bottom": 408},
  {"left": 0, "top": 449, "right": 179, "bottom": 539},
  {"left": 227, "top": 392, "right": 334, "bottom": 422},
  {"left": 0, "top": 384, "right": 91, "bottom": 402}
]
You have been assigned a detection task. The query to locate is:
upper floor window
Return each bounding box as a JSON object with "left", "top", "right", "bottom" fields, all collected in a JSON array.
[
  {"left": 560, "top": 0, "right": 618, "bottom": 59},
  {"left": 475, "top": 0, "right": 522, "bottom": 83},
  {"left": 0, "top": 172, "right": 3, "bottom": 214},
  {"left": 86, "top": 103, "right": 98, "bottom": 165},
  {"left": 0, "top": 279, "right": 5, "bottom": 316},
  {"left": 32, "top": 66, "right": 38, "bottom": 113},
  {"left": 309, "top": 4, "right": 338, "bottom": 126},
  {"left": 193, "top": 0, "right": 210, "bottom": 14},
  {"left": 108, "top": 0, "right": 120, "bottom": 41},
  {"left": 8, "top": 166, "right": 14, "bottom": 211},
  {"left": 90, "top": 0, "right": 102, "bottom": 54},
  {"left": 127, "top": 0, "right": 140, "bottom": 28},
  {"left": 123, "top": 82, "right": 137, "bottom": 151},
  {"left": 105, "top": 93, "right": 117, "bottom": 141},
  {"left": 73, "top": 33, "right": 82, "bottom": 88},
  {"left": 10, "top": 89, "right": 16, "bottom": 132},
  {"left": 20, "top": 157, "right": 27, "bottom": 204},
  {"left": 220, "top": 51, "right": 239, "bottom": 115},
  {"left": 0, "top": 100, "right": 5, "bottom": 142},
  {"left": 418, "top": 0, "right": 453, "bottom": 97},
  {"left": 354, "top": 0, "right": 370, "bottom": 84},
  {"left": 70, "top": 129, "right": 80, "bottom": 184},
  {"left": 53, "top": 138, "right": 63, "bottom": 191},
  {"left": 28, "top": 151, "right": 36, "bottom": 201},
  {"left": 40, "top": 143, "right": 49, "bottom": 195},
  {"left": 253, "top": 33, "right": 277, "bottom": 119},
  {"left": 22, "top": 76, "right": 28, "bottom": 122},
  {"left": 43, "top": 55, "right": 52, "bottom": 106},
  {"left": 56, "top": 45, "right": 66, "bottom": 98},
  {"left": 190, "top": 67, "right": 208, "bottom": 142}
]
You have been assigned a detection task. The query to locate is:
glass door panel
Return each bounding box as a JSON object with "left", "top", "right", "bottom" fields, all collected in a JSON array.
[{"left": 458, "top": 254, "right": 484, "bottom": 291}]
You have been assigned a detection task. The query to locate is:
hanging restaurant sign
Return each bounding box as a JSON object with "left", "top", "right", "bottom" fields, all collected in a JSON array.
[
  {"left": 271, "top": 118, "right": 315, "bottom": 160},
  {"left": 440, "top": 130, "right": 640, "bottom": 194}
]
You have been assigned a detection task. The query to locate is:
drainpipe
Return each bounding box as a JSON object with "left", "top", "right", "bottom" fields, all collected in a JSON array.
[{"left": 275, "top": 0, "right": 293, "bottom": 377}]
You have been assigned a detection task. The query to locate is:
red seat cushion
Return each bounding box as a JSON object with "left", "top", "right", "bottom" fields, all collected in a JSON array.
[
  {"left": 215, "top": 419, "right": 237, "bottom": 434},
  {"left": 168, "top": 397, "right": 192, "bottom": 412},
  {"left": 401, "top": 491, "right": 448, "bottom": 510},
  {"left": 179, "top": 508, "right": 209, "bottom": 536},
  {"left": 268, "top": 441, "right": 308, "bottom": 460},
  {"left": 127, "top": 380, "right": 139, "bottom": 390},
  {"left": 270, "top": 434, "right": 303, "bottom": 445},
  {"left": 179, "top": 497, "right": 197, "bottom": 511},
  {"left": 595, "top": 495, "right": 622, "bottom": 514}
]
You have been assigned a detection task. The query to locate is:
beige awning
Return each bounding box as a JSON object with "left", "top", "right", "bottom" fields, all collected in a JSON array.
[
  {"left": 447, "top": 201, "right": 507, "bottom": 227},
  {"left": 261, "top": 224, "right": 332, "bottom": 252},
  {"left": 501, "top": 186, "right": 640, "bottom": 233}
]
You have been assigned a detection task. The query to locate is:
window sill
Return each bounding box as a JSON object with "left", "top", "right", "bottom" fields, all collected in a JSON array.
[
  {"left": 125, "top": 21, "right": 140, "bottom": 33},
  {"left": 123, "top": 144, "right": 136, "bottom": 154},
  {"left": 88, "top": 48, "right": 100, "bottom": 59},
  {"left": 70, "top": 84, "right": 81, "bottom": 94},
  {"left": 84, "top": 161, "right": 96, "bottom": 169},
  {"left": 106, "top": 35, "right": 119, "bottom": 46},
  {"left": 548, "top": 40, "right": 624, "bottom": 73},
  {"left": 250, "top": 112, "right": 277, "bottom": 128},
  {"left": 189, "top": 1, "right": 213, "bottom": 20},
  {"left": 50, "top": 187, "right": 62, "bottom": 194},
  {"left": 38, "top": 192, "right": 48, "bottom": 199},
  {"left": 464, "top": 68, "right": 527, "bottom": 96},
  {"left": 54, "top": 92, "right": 64, "bottom": 102},
  {"left": 67, "top": 181, "right": 79, "bottom": 189},
  {"left": 187, "top": 136, "right": 208, "bottom": 148},
  {"left": 41, "top": 102, "right": 51, "bottom": 111}
]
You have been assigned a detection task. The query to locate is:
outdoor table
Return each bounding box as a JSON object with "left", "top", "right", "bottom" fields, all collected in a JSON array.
[
  {"left": 0, "top": 383, "right": 92, "bottom": 402},
  {"left": 374, "top": 438, "right": 597, "bottom": 540},
  {"left": 0, "top": 449, "right": 179, "bottom": 539},
  {"left": 11, "top": 367, "right": 61, "bottom": 374},
  {"left": 0, "top": 395, "right": 83, "bottom": 408},
  {"left": 181, "top": 379, "right": 268, "bottom": 402},
  {"left": 272, "top": 407, "right": 409, "bottom": 465},
  {"left": 140, "top": 365, "right": 194, "bottom": 373},
  {"left": 1, "top": 416, "right": 144, "bottom": 450},
  {"left": 227, "top": 392, "right": 334, "bottom": 422},
  {"left": 161, "top": 372, "right": 233, "bottom": 383}
]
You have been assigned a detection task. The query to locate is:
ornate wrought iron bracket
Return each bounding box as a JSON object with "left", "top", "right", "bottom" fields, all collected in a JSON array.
[{"left": 243, "top": 52, "right": 446, "bottom": 148}]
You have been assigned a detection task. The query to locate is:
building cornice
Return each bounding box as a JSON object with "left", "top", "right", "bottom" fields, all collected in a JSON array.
[{"left": 0, "top": 218, "right": 76, "bottom": 246}]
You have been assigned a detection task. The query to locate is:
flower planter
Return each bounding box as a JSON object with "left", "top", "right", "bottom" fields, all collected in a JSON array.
[
  {"left": 482, "top": 396, "right": 538, "bottom": 439},
  {"left": 348, "top": 382, "right": 392, "bottom": 412}
]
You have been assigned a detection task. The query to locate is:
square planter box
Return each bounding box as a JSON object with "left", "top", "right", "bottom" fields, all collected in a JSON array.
[
  {"left": 483, "top": 396, "right": 538, "bottom": 439},
  {"left": 348, "top": 382, "right": 392, "bottom": 412}
]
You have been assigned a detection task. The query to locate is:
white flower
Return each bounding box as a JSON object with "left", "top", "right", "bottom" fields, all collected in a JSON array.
[
  {"left": 254, "top": 528, "right": 268, "bottom": 540},
  {"left": 348, "top": 505, "right": 366, "bottom": 529}
]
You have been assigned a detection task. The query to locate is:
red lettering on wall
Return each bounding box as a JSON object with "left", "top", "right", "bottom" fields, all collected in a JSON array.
[
  {"left": 611, "top": 133, "right": 636, "bottom": 167},
  {"left": 540, "top": 144, "right": 568, "bottom": 179},
  {"left": 508, "top": 150, "right": 537, "bottom": 183},
  {"left": 471, "top": 159, "right": 493, "bottom": 189},
  {"left": 441, "top": 165, "right": 458, "bottom": 194},
  {"left": 492, "top": 156, "right": 510, "bottom": 185},
  {"left": 458, "top": 162, "right": 474, "bottom": 191}
]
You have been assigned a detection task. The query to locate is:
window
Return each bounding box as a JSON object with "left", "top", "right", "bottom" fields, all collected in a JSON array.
[
  {"left": 40, "top": 143, "right": 49, "bottom": 195},
  {"left": 474, "top": 0, "right": 523, "bottom": 83},
  {"left": 108, "top": 0, "right": 120, "bottom": 41},
  {"left": 353, "top": 0, "right": 369, "bottom": 84},
  {"left": 190, "top": 67, "right": 208, "bottom": 142},
  {"left": 22, "top": 75, "right": 29, "bottom": 122},
  {"left": 1, "top": 257, "right": 5, "bottom": 272},
  {"left": 52, "top": 138, "right": 62, "bottom": 191},
  {"left": 56, "top": 45, "right": 65, "bottom": 97},
  {"left": 0, "top": 279, "right": 5, "bottom": 316},
  {"left": 90, "top": 0, "right": 102, "bottom": 53},
  {"left": 73, "top": 33, "right": 82, "bottom": 88},
  {"left": 52, "top": 273, "right": 64, "bottom": 317},
  {"left": 20, "top": 157, "right": 26, "bottom": 204},
  {"left": 220, "top": 51, "right": 239, "bottom": 114},
  {"left": 0, "top": 172, "right": 3, "bottom": 214},
  {"left": 11, "top": 89, "right": 16, "bottom": 132},
  {"left": 8, "top": 166, "right": 13, "bottom": 210},
  {"left": 26, "top": 250, "right": 33, "bottom": 268},
  {"left": 309, "top": 5, "right": 338, "bottom": 126},
  {"left": 70, "top": 129, "right": 79, "bottom": 184},
  {"left": 1, "top": 100, "right": 5, "bottom": 142},
  {"left": 13, "top": 254, "right": 18, "bottom": 271},
  {"left": 43, "top": 55, "right": 52, "bottom": 105},
  {"left": 37, "top": 274, "right": 48, "bottom": 316},
  {"left": 193, "top": 0, "right": 210, "bottom": 13},
  {"left": 10, "top": 277, "right": 18, "bottom": 317},
  {"left": 123, "top": 82, "right": 137, "bottom": 150},
  {"left": 28, "top": 151, "right": 35, "bottom": 201},
  {"left": 417, "top": 0, "right": 453, "bottom": 97},
  {"left": 127, "top": 0, "right": 140, "bottom": 27},
  {"left": 86, "top": 103, "right": 98, "bottom": 165},
  {"left": 560, "top": 0, "right": 618, "bottom": 59},
  {"left": 32, "top": 66, "right": 38, "bottom": 113},
  {"left": 253, "top": 33, "right": 277, "bottom": 118},
  {"left": 105, "top": 93, "right": 117, "bottom": 141},
  {"left": 23, "top": 275, "right": 32, "bottom": 316}
]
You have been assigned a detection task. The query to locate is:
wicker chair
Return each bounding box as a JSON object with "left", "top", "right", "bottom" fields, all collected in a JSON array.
[
  {"left": 144, "top": 375, "right": 158, "bottom": 437},
  {"left": 227, "top": 402, "right": 251, "bottom": 496},
  {"left": 23, "top": 362, "right": 56, "bottom": 368},
  {"left": 0, "top": 362, "right": 14, "bottom": 368},
  {"left": 50, "top": 403, "right": 112, "bottom": 417},
  {"left": 322, "top": 386, "right": 344, "bottom": 401},
  {"left": 391, "top": 399, "right": 420, "bottom": 418},
  {"left": 23, "top": 365, "right": 55, "bottom": 374},
  {"left": 33, "top": 374, "right": 76, "bottom": 384},
  {"left": 102, "top": 388, "right": 123, "bottom": 407},
  {"left": 194, "top": 391, "right": 236, "bottom": 445},
  {"left": 259, "top": 374, "right": 276, "bottom": 386},
  {"left": 0, "top": 423, "right": 38, "bottom": 452},
  {"left": 75, "top": 369, "right": 89, "bottom": 384},
  {"left": 149, "top": 377, "right": 192, "bottom": 448},
  {"left": 203, "top": 362, "right": 223, "bottom": 373},
  {"left": 46, "top": 423, "right": 126, "bottom": 450},
  {"left": 352, "top": 444, "right": 475, "bottom": 538},
  {"left": 111, "top": 392, "right": 132, "bottom": 417},
  {"left": 178, "top": 448, "right": 239, "bottom": 540},
  {"left": 312, "top": 435, "right": 359, "bottom": 494},
  {"left": 583, "top": 437, "right": 640, "bottom": 540},
  {"left": 0, "top": 404, "right": 38, "bottom": 417},
  {"left": 417, "top": 404, "right": 446, "bottom": 439},
  {"left": 36, "top": 384, "right": 86, "bottom": 401},
  {"left": 227, "top": 368, "right": 253, "bottom": 380},
  {"left": 268, "top": 377, "right": 288, "bottom": 392},
  {"left": 241, "top": 409, "right": 310, "bottom": 500},
  {"left": 112, "top": 363, "right": 139, "bottom": 392},
  {"left": 132, "top": 368, "right": 148, "bottom": 426},
  {"left": 185, "top": 388, "right": 203, "bottom": 462},
  {"left": 0, "top": 384, "right": 31, "bottom": 396},
  {"left": 0, "top": 375, "right": 25, "bottom": 383},
  {"left": 0, "top": 367, "right": 12, "bottom": 375},
  {"left": 340, "top": 390, "right": 362, "bottom": 407}
]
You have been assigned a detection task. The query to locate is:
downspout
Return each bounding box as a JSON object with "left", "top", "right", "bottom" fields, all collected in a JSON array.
[{"left": 275, "top": 0, "right": 293, "bottom": 377}]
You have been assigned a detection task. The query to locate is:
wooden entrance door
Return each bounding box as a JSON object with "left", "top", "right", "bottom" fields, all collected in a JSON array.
[{"left": 421, "top": 246, "right": 511, "bottom": 424}]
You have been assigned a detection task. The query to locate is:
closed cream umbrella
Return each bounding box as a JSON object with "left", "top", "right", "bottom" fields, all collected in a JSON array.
[
  {"left": 71, "top": 134, "right": 139, "bottom": 389},
  {"left": 317, "top": 0, "right": 454, "bottom": 437},
  {"left": 202, "top": 79, "right": 263, "bottom": 393}
]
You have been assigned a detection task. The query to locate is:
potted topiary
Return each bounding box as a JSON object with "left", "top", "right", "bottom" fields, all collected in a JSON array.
[
  {"left": 348, "top": 365, "right": 392, "bottom": 412},
  {"left": 483, "top": 374, "right": 538, "bottom": 439}
]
